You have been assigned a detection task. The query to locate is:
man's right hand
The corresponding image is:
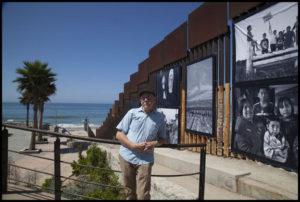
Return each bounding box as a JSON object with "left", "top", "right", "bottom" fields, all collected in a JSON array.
[{"left": 131, "top": 142, "right": 146, "bottom": 152}]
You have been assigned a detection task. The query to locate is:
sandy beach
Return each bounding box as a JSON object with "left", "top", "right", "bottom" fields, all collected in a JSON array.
[{"left": 7, "top": 127, "right": 93, "bottom": 188}]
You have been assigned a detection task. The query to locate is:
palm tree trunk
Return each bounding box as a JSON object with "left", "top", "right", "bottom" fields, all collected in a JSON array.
[
  {"left": 26, "top": 103, "right": 29, "bottom": 127},
  {"left": 37, "top": 102, "right": 44, "bottom": 142},
  {"left": 29, "top": 104, "right": 38, "bottom": 150}
]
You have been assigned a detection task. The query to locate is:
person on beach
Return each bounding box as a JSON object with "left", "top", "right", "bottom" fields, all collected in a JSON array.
[{"left": 115, "top": 90, "right": 167, "bottom": 200}]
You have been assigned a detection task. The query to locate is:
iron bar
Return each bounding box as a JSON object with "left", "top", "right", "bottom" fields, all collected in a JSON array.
[
  {"left": 198, "top": 147, "right": 206, "bottom": 200},
  {"left": 2, "top": 127, "right": 9, "bottom": 193},
  {"left": 54, "top": 137, "right": 61, "bottom": 200}
]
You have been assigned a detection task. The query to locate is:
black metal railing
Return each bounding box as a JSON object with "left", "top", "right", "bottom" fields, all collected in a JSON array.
[{"left": 2, "top": 123, "right": 206, "bottom": 200}]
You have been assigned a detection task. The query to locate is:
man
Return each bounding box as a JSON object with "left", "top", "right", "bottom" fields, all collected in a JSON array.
[
  {"left": 284, "top": 26, "right": 295, "bottom": 49},
  {"left": 115, "top": 90, "right": 167, "bottom": 200},
  {"left": 253, "top": 87, "right": 274, "bottom": 120},
  {"left": 269, "top": 21, "right": 278, "bottom": 52}
]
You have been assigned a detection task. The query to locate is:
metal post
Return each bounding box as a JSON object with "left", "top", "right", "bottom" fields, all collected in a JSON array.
[
  {"left": 54, "top": 137, "right": 61, "bottom": 200},
  {"left": 2, "top": 127, "right": 8, "bottom": 193},
  {"left": 198, "top": 146, "right": 206, "bottom": 200}
]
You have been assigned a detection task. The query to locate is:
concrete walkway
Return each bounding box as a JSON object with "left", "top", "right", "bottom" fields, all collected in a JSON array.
[{"left": 99, "top": 144, "right": 298, "bottom": 200}]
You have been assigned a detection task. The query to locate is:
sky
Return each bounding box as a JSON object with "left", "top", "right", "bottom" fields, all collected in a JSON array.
[{"left": 2, "top": 2, "right": 201, "bottom": 104}]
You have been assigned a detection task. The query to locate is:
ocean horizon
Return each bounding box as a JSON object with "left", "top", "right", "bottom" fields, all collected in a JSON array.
[
  {"left": 2, "top": 102, "right": 112, "bottom": 129},
  {"left": 3, "top": 101, "right": 113, "bottom": 162}
]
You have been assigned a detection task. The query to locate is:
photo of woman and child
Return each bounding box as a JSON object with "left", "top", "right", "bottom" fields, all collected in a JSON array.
[{"left": 233, "top": 84, "right": 298, "bottom": 170}]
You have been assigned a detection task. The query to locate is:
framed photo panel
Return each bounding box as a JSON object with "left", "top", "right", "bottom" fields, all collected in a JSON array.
[
  {"left": 156, "top": 65, "right": 180, "bottom": 108},
  {"left": 157, "top": 108, "right": 179, "bottom": 144},
  {"left": 185, "top": 56, "right": 216, "bottom": 137},
  {"left": 232, "top": 83, "right": 298, "bottom": 171},
  {"left": 234, "top": 2, "right": 298, "bottom": 83}
]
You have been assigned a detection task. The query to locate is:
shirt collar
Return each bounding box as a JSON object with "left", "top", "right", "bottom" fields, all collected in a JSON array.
[{"left": 138, "top": 106, "right": 156, "bottom": 114}]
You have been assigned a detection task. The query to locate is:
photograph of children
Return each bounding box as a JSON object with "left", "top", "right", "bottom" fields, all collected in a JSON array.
[
  {"left": 157, "top": 108, "right": 179, "bottom": 144},
  {"left": 234, "top": 2, "right": 298, "bottom": 82},
  {"left": 156, "top": 65, "right": 180, "bottom": 108},
  {"left": 232, "top": 83, "right": 298, "bottom": 171},
  {"left": 186, "top": 56, "right": 215, "bottom": 136}
]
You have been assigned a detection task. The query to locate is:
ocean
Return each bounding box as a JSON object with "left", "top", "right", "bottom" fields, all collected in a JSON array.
[
  {"left": 2, "top": 102, "right": 112, "bottom": 162},
  {"left": 2, "top": 102, "right": 112, "bottom": 128}
]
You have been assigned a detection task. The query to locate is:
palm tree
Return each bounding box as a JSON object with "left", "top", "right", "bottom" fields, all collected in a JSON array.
[
  {"left": 13, "top": 60, "right": 57, "bottom": 150},
  {"left": 19, "top": 91, "right": 32, "bottom": 127},
  {"left": 37, "top": 82, "right": 56, "bottom": 142}
]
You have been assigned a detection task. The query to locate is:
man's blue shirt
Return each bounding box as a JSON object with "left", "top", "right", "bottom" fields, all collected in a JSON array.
[{"left": 116, "top": 107, "right": 166, "bottom": 165}]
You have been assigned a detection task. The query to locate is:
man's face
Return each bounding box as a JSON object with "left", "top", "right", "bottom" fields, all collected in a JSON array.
[
  {"left": 140, "top": 93, "right": 156, "bottom": 113},
  {"left": 258, "top": 89, "right": 269, "bottom": 102}
]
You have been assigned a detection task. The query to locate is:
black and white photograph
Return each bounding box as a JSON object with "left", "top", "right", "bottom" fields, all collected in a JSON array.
[
  {"left": 232, "top": 83, "right": 298, "bottom": 171},
  {"left": 157, "top": 108, "right": 179, "bottom": 144},
  {"left": 186, "top": 56, "right": 216, "bottom": 136},
  {"left": 156, "top": 65, "right": 180, "bottom": 108},
  {"left": 234, "top": 2, "right": 298, "bottom": 82}
]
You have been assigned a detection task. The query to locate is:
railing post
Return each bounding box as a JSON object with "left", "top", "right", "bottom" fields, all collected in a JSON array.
[
  {"left": 198, "top": 146, "right": 206, "bottom": 200},
  {"left": 54, "top": 137, "right": 61, "bottom": 200},
  {"left": 2, "top": 127, "right": 8, "bottom": 193}
]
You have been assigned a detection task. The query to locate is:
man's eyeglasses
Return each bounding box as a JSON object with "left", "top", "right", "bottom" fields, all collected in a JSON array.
[{"left": 140, "top": 95, "right": 154, "bottom": 100}]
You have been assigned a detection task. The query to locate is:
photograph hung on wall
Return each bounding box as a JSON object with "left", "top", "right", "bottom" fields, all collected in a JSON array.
[
  {"left": 234, "top": 2, "right": 298, "bottom": 82},
  {"left": 156, "top": 65, "right": 180, "bottom": 108},
  {"left": 185, "top": 56, "right": 216, "bottom": 137},
  {"left": 157, "top": 108, "right": 179, "bottom": 144},
  {"left": 232, "top": 83, "right": 298, "bottom": 171}
]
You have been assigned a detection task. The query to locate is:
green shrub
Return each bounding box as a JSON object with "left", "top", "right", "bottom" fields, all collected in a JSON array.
[
  {"left": 70, "top": 143, "right": 125, "bottom": 200},
  {"left": 41, "top": 177, "right": 54, "bottom": 193}
]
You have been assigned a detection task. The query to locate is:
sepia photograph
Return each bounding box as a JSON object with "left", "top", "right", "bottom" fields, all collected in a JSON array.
[
  {"left": 157, "top": 108, "right": 179, "bottom": 144},
  {"left": 234, "top": 2, "right": 298, "bottom": 82},
  {"left": 232, "top": 83, "right": 298, "bottom": 171},
  {"left": 185, "top": 56, "right": 216, "bottom": 136},
  {"left": 156, "top": 65, "right": 180, "bottom": 108}
]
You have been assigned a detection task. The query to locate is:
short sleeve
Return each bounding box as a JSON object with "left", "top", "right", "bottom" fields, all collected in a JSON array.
[{"left": 116, "top": 109, "right": 133, "bottom": 134}]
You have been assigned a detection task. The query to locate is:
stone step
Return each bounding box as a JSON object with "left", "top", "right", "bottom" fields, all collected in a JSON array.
[{"left": 154, "top": 148, "right": 298, "bottom": 200}]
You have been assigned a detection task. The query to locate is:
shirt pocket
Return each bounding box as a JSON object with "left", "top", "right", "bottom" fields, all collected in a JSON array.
[{"left": 129, "top": 116, "right": 145, "bottom": 133}]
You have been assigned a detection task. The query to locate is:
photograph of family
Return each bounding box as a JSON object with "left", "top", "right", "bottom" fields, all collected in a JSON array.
[
  {"left": 234, "top": 2, "right": 298, "bottom": 82},
  {"left": 232, "top": 83, "right": 298, "bottom": 170}
]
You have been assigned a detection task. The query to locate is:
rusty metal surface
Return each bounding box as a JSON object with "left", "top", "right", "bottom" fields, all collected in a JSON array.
[
  {"left": 138, "top": 58, "right": 149, "bottom": 84},
  {"left": 188, "top": 2, "right": 227, "bottom": 49},
  {"left": 119, "top": 93, "right": 124, "bottom": 106},
  {"left": 149, "top": 40, "right": 165, "bottom": 73},
  {"left": 163, "top": 22, "right": 187, "bottom": 66},
  {"left": 138, "top": 82, "right": 149, "bottom": 93},
  {"left": 148, "top": 73, "right": 156, "bottom": 93},
  {"left": 229, "top": 2, "right": 264, "bottom": 19},
  {"left": 130, "top": 72, "right": 139, "bottom": 93},
  {"left": 124, "top": 81, "right": 131, "bottom": 99}
]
